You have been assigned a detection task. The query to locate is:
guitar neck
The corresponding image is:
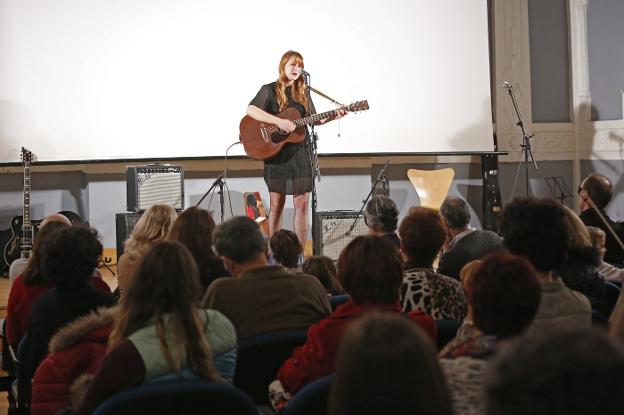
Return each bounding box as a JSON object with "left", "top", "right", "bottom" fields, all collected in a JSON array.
[
  {"left": 23, "top": 164, "right": 31, "bottom": 227},
  {"left": 291, "top": 107, "right": 345, "bottom": 128}
]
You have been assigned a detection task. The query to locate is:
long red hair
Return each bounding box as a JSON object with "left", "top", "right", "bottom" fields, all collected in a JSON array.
[{"left": 276, "top": 50, "right": 310, "bottom": 113}]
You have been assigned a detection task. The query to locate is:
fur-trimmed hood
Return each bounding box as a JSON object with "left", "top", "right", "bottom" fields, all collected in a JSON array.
[{"left": 48, "top": 306, "right": 119, "bottom": 353}]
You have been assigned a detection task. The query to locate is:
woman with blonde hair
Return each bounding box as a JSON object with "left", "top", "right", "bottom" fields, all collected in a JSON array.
[
  {"left": 75, "top": 241, "right": 237, "bottom": 414},
  {"left": 117, "top": 204, "right": 177, "bottom": 297}
]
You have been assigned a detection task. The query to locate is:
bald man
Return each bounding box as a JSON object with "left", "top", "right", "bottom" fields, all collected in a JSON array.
[
  {"left": 578, "top": 173, "right": 624, "bottom": 265},
  {"left": 8, "top": 213, "right": 72, "bottom": 284}
]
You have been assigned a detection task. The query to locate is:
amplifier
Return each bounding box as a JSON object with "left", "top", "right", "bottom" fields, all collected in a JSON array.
[
  {"left": 115, "top": 212, "right": 144, "bottom": 261},
  {"left": 127, "top": 165, "right": 184, "bottom": 212},
  {"left": 313, "top": 211, "right": 369, "bottom": 261}
]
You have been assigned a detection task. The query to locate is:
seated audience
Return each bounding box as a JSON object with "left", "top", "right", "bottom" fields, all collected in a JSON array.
[
  {"left": 302, "top": 255, "right": 344, "bottom": 296},
  {"left": 273, "top": 236, "right": 435, "bottom": 408},
  {"left": 329, "top": 313, "right": 452, "bottom": 415},
  {"left": 578, "top": 172, "right": 624, "bottom": 265},
  {"left": 270, "top": 229, "right": 302, "bottom": 269},
  {"left": 31, "top": 307, "right": 117, "bottom": 415},
  {"left": 399, "top": 207, "right": 467, "bottom": 320},
  {"left": 558, "top": 206, "right": 606, "bottom": 314},
  {"left": 167, "top": 206, "right": 229, "bottom": 292},
  {"left": 439, "top": 252, "right": 541, "bottom": 415},
  {"left": 8, "top": 213, "right": 72, "bottom": 284},
  {"left": 588, "top": 226, "right": 624, "bottom": 284},
  {"left": 500, "top": 198, "right": 591, "bottom": 334},
  {"left": 24, "top": 227, "right": 114, "bottom": 391},
  {"left": 486, "top": 329, "right": 624, "bottom": 415},
  {"left": 6, "top": 221, "right": 71, "bottom": 348},
  {"left": 117, "top": 204, "right": 176, "bottom": 298},
  {"left": 438, "top": 197, "right": 504, "bottom": 279},
  {"left": 364, "top": 195, "right": 400, "bottom": 247},
  {"left": 76, "top": 241, "right": 236, "bottom": 415},
  {"left": 203, "top": 216, "right": 331, "bottom": 340}
]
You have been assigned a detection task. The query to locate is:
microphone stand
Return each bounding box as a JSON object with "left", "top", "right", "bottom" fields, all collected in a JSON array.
[
  {"left": 544, "top": 177, "right": 571, "bottom": 204},
  {"left": 303, "top": 71, "right": 323, "bottom": 253},
  {"left": 346, "top": 160, "right": 390, "bottom": 236},
  {"left": 505, "top": 82, "right": 537, "bottom": 197},
  {"left": 195, "top": 174, "right": 226, "bottom": 222}
]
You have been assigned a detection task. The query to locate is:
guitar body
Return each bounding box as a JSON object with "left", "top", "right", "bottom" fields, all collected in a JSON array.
[
  {"left": 239, "top": 107, "right": 307, "bottom": 161},
  {"left": 3, "top": 216, "right": 39, "bottom": 268}
]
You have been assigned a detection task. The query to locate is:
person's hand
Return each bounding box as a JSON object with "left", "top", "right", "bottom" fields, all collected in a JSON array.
[
  {"left": 334, "top": 108, "right": 347, "bottom": 119},
  {"left": 276, "top": 118, "right": 296, "bottom": 133}
]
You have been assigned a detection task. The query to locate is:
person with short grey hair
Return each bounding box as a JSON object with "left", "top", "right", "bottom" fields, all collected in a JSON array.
[
  {"left": 438, "top": 197, "right": 504, "bottom": 280},
  {"left": 364, "top": 195, "right": 400, "bottom": 247},
  {"left": 203, "top": 216, "right": 331, "bottom": 340}
]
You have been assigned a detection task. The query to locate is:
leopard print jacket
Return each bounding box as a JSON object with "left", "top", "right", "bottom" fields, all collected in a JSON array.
[{"left": 400, "top": 267, "right": 467, "bottom": 320}]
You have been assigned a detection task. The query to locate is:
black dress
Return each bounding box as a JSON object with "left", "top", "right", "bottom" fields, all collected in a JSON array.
[{"left": 249, "top": 82, "right": 315, "bottom": 195}]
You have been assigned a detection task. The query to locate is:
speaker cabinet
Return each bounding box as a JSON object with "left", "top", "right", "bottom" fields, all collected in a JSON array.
[
  {"left": 481, "top": 154, "right": 502, "bottom": 231},
  {"left": 126, "top": 165, "right": 184, "bottom": 212},
  {"left": 115, "top": 212, "right": 144, "bottom": 261},
  {"left": 313, "top": 211, "right": 369, "bottom": 260}
]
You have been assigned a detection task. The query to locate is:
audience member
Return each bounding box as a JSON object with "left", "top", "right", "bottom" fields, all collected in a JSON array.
[
  {"left": 117, "top": 204, "right": 176, "bottom": 298},
  {"left": 167, "top": 206, "right": 229, "bottom": 292},
  {"left": 272, "top": 236, "right": 435, "bottom": 409},
  {"left": 438, "top": 197, "right": 504, "bottom": 279},
  {"left": 558, "top": 206, "right": 607, "bottom": 314},
  {"left": 302, "top": 255, "right": 344, "bottom": 296},
  {"left": 486, "top": 329, "right": 624, "bottom": 415},
  {"left": 399, "top": 207, "right": 467, "bottom": 320},
  {"left": 439, "top": 252, "right": 541, "bottom": 415},
  {"left": 76, "top": 241, "right": 236, "bottom": 415},
  {"left": 8, "top": 213, "right": 73, "bottom": 284},
  {"left": 578, "top": 173, "right": 624, "bottom": 264},
  {"left": 270, "top": 229, "right": 302, "bottom": 269},
  {"left": 24, "top": 227, "right": 115, "bottom": 395},
  {"left": 203, "top": 216, "right": 331, "bottom": 340},
  {"left": 31, "top": 307, "right": 117, "bottom": 415},
  {"left": 588, "top": 226, "right": 624, "bottom": 284},
  {"left": 364, "top": 195, "right": 400, "bottom": 247},
  {"left": 329, "top": 313, "right": 452, "bottom": 415},
  {"left": 500, "top": 198, "right": 591, "bottom": 334}
]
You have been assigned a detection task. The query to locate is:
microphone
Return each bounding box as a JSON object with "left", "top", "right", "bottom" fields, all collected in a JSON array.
[
  {"left": 503, "top": 81, "right": 512, "bottom": 89},
  {"left": 299, "top": 68, "right": 310, "bottom": 76}
]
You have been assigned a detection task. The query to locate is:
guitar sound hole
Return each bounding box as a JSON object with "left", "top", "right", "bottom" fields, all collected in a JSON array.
[{"left": 270, "top": 130, "right": 289, "bottom": 143}]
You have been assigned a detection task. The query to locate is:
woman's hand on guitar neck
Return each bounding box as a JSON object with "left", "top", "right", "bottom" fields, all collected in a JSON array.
[{"left": 276, "top": 118, "right": 296, "bottom": 133}]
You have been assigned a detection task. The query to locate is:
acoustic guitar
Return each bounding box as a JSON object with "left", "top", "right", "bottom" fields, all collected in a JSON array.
[{"left": 239, "top": 100, "right": 369, "bottom": 161}]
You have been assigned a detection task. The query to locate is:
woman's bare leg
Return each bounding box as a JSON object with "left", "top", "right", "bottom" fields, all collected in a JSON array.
[
  {"left": 269, "top": 192, "right": 286, "bottom": 236},
  {"left": 293, "top": 192, "right": 309, "bottom": 248}
]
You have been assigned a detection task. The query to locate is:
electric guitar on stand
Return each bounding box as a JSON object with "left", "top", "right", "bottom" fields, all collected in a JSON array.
[
  {"left": 239, "top": 100, "right": 369, "bottom": 160},
  {"left": 3, "top": 147, "right": 37, "bottom": 268}
]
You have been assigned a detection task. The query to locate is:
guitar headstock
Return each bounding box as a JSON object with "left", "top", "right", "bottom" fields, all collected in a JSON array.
[
  {"left": 346, "top": 100, "right": 369, "bottom": 113},
  {"left": 21, "top": 147, "right": 33, "bottom": 166}
]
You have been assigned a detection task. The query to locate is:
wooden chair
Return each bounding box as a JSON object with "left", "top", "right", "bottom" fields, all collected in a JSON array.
[{"left": 406, "top": 168, "right": 455, "bottom": 210}]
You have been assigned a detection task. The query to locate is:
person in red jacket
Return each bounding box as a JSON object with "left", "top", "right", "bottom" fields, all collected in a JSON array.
[
  {"left": 271, "top": 236, "right": 435, "bottom": 410},
  {"left": 31, "top": 307, "right": 117, "bottom": 415}
]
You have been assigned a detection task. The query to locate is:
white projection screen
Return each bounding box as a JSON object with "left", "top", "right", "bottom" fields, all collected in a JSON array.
[{"left": 0, "top": 0, "right": 493, "bottom": 163}]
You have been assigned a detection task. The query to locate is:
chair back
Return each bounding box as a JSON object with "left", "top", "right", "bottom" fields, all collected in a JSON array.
[
  {"left": 592, "top": 309, "right": 609, "bottom": 327},
  {"left": 283, "top": 374, "right": 333, "bottom": 415},
  {"left": 329, "top": 294, "right": 350, "bottom": 312},
  {"left": 407, "top": 168, "right": 455, "bottom": 209},
  {"left": 435, "top": 319, "right": 462, "bottom": 351},
  {"left": 93, "top": 380, "right": 257, "bottom": 415},
  {"left": 604, "top": 281, "right": 621, "bottom": 316},
  {"left": 234, "top": 329, "right": 308, "bottom": 405}
]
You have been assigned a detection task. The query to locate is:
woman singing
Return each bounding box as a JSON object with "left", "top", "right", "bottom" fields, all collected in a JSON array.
[{"left": 247, "top": 50, "right": 345, "bottom": 248}]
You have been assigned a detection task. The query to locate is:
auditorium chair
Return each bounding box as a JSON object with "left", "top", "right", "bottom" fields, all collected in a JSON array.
[
  {"left": 604, "top": 281, "right": 620, "bottom": 316},
  {"left": 282, "top": 374, "right": 333, "bottom": 415},
  {"left": 233, "top": 329, "right": 308, "bottom": 405},
  {"left": 92, "top": 380, "right": 257, "bottom": 415},
  {"left": 329, "top": 294, "right": 350, "bottom": 311},
  {"left": 407, "top": 168, "right": 455, "bottom": 210},
  {"left": 435, "top": 319, "right": 462, "bottom": 351}
]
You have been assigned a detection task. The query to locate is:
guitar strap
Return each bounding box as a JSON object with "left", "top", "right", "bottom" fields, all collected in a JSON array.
[{"left": 307, "top": 86, "right": 344, "bottom": 107}]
